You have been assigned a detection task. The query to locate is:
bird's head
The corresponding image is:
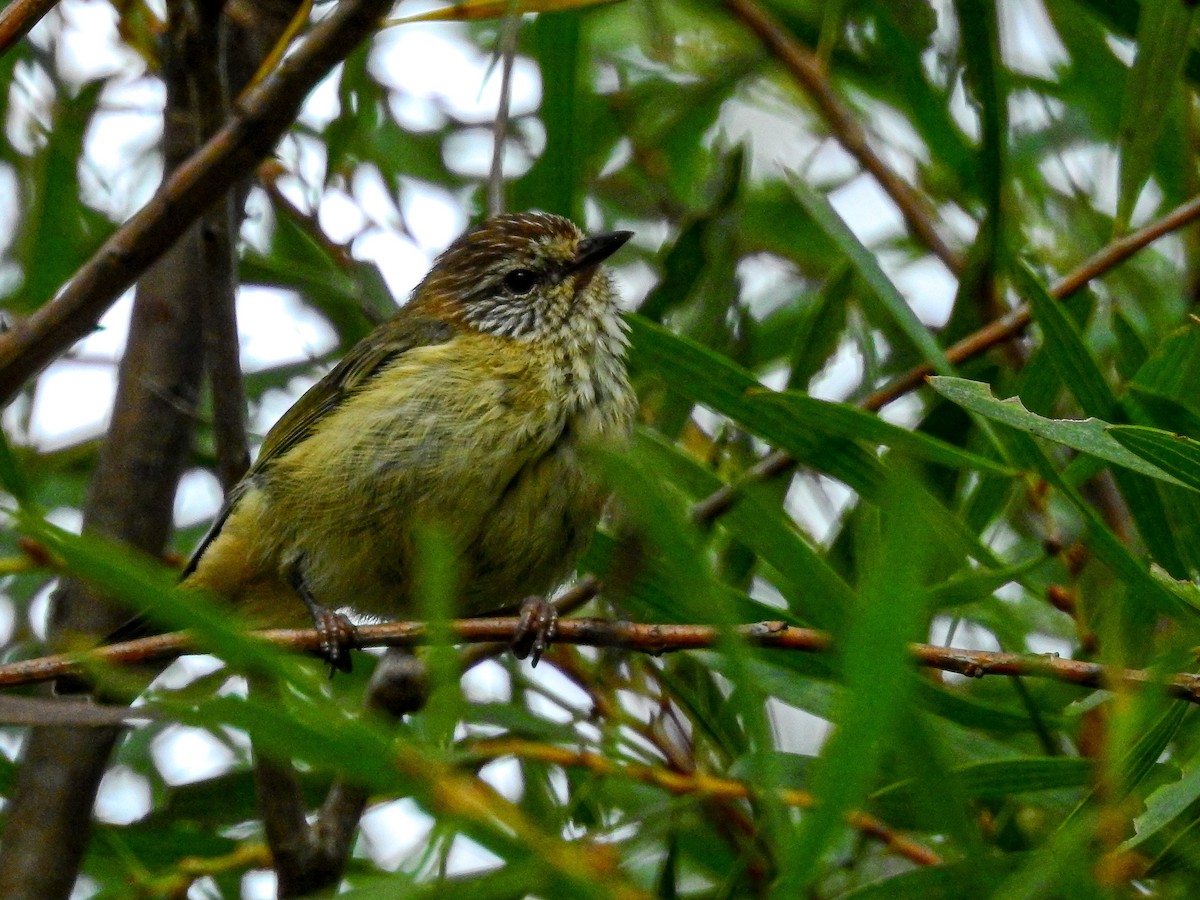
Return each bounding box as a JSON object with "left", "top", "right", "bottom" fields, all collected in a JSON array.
[{"left": 412, "top": 211, "right": 633, "bottom": 341}]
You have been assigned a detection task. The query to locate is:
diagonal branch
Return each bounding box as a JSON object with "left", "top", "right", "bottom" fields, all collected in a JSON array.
[
  {"left": 0, "top": 0, "right": 60, "bottom": 57},
  {"left": 723, "top": 0, "right": 963, "bottom": 274},
  {"left": 0, "top": 0, "right": 399, "bottom": 404},
  {"left": 692, "top": 190, "right": 1200, "bottom": 525}
]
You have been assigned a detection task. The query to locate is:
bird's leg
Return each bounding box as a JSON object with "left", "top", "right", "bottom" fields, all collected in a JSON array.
[
  {"left": 286, "top": 562, "right": 357, "bottom": 674},
  {"left": 512, "top": 595, "right": 558, "bottom": 666}
]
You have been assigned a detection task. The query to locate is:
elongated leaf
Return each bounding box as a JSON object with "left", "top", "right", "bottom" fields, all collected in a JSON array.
[
  {"left": 788, "top": 177, "right": 953, "bottom": 375},
  {"left": 1131, "top": 323, "right": 1200, "bottom": 420},
  {"left": 1109, "top": 426, "right": 1200, "bottom": 493},
  {"left": 1013, "top": 261, "right": 1116, "bottom": 419},
  {"left": 874, "top": 756, "right": 1092, "bottom": 805},
  {"left": 1065, "top": 702, "right": 1189, "bottom": 828},
  {"left": 635, "top": 429, "right": 854, "bottom": 629},
  {"left": 1014, "top": 261, "right": 1191, "bottom": 575},
  {"left": 929, "top": 377, "right": 1194, "bottom": 491},
  {"left": 781, "top": 477, "right": 935, "bottom": 890},
  {"left": 1116, "top": 0, "right": 1198, "bottom": 228},
  {"left": 0, "top": 427, "right": 29, "bottom": 506},
  {"left": 1125, "top": 746, "right": 1200, "bottom": 851},
  {"left": 750, "top": 391, "right": 1013, "bottom": 475},
  {"left": 840, "top": 857, "right": 1022, "bottom": 899}
]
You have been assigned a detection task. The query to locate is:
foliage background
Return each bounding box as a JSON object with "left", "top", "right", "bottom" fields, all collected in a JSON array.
[{"left": 2, "top": 0, "right": 1200, "bottom": 896}]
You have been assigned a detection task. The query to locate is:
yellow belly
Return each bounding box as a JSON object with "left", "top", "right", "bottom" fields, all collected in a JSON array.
[{"left": 186, "top": 334, "right": 628, "bottom": 623}]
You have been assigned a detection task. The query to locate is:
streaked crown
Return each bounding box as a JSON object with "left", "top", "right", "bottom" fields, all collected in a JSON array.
[{"left": 412, "top": 211, "right": 632, "bottom": 342}]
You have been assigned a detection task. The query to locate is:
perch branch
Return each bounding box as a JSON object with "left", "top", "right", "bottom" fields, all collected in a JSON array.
[{"left": 4, "top": 617, "right": 1200, "bottom": 703}]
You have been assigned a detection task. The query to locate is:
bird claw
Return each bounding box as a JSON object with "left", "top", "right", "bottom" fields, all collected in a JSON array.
[
  {"left": 512, "top": 595, "right": 557, "bottom": 666},
  {"left": 311, "top": 606, "right": 358, "bottom": 675}
]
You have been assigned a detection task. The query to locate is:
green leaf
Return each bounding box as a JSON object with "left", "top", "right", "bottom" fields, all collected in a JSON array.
[
  {"left": 929, "top": 377, "right": 1195, "bottom": 491},
  {"left": 1012, "top": 260, "right": 1116, "bottom": 419},
  {"left": 635, "top": 429, "right": 854, "bottom": 629},
  {"left": 780, "top": 476, "right": 937, "bottom": 889},
  {"left": 511, "top": 11, "right": 581, "bottom": 218},
  {"left": 0, "top": 425, "right": 30, "bottom": 506},
  {"left": 1108, "top": 425, "right": 1200, "bottom": 493},
  {"left": 788, "top": 177, "right": 954, "bottom": 375},
  {"left": 839, "top": 856, "right": 1022, "bottom": 899},
  {"left": 1131, "top": 322, "right": 1200, "bottom": 420},
  {"left": 1125, "top": 742, "right": 1200, "bottom": 851},
  {"left": 749, "top": 391, "right": 1013, "bottom": 475},
  {"left": 1116, "top": 0, "right": 1198, "bottom": 229},
  {"left": 873, "top": 756, "right": 1092, "bottom": 805},
  {"left": 1065, "top": 702, "right": 1189, "bottom": 828},
  {"left": 1013, "top": 261, "right": 1192, "bottom": 575}
]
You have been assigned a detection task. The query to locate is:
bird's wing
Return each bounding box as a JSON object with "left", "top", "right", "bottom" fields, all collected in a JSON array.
[
  {"left": 179, "top": 310, "right": 458, "bottom": 579},
  {"left": 254, "top": 311, "right": 457, "bottom": 468}
]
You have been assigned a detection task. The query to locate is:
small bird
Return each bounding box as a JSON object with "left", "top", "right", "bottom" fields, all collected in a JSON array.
[{"left": 179, "top": 211, "right": 635, "bottom": 668}]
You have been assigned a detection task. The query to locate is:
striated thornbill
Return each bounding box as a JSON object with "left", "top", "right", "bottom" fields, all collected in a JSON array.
[{"left": 181, "top": 211, "right": 636, "bottom": 666}]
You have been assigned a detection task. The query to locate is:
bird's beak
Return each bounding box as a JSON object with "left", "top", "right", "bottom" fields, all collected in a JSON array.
[{"left": 569, "top": 230, "right": 634, "bottom": 275}]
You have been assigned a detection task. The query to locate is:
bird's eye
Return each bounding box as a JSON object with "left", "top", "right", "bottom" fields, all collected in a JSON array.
[{"left": 503, "top": 269, "right": 539, "bottom": 296}]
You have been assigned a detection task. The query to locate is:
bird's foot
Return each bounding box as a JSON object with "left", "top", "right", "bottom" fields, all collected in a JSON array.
[
  {"left": 512, "top": 595, "right": 558, "bottom": 666},
  {"left": 288, "top": 562, "right": 358, "bottom": 674},
  {"left": 310, "top": 605, "right": 358, "bottom": 674}
]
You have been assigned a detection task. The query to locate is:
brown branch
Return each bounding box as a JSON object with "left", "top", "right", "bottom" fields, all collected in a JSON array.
[
  {"left": 0, "top": 1, "right": 222, "bottom": 891},
  {"left": 468, "top": 738, "right": 943, "bottom": 868},
  {"left": 693, "top": 190, "right": 1200, "bottom": 525},
  {"left": 723, "top": 0, "right": 963, "bottom": 274},
  {"left": 5, "top": 617, "right": 1200, "bottom": 704},
  {"left": 864, "top": 190, "right": 1200, "bottom": 411},
  {"left": 0, "top": 0, "right": 59, "bottom": 57},
  {"left": 0, "top": 0, "right": 397, "bottom": 403},
  {"left": 195, "top": 2, "right": 251, "bottom": 493}
]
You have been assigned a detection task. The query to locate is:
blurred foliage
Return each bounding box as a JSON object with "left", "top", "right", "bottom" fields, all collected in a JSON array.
[{"left": 4, "top": 0, "right": 1200, "bottom": 896}]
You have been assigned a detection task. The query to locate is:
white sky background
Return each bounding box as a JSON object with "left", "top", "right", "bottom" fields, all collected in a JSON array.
[{"left": 0, "top": 0, "right": 1120, "bottom": 895}]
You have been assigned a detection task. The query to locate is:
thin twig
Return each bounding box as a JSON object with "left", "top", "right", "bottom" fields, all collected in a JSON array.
[
  {"left": 0, "top": 0, "right": 397, "bottom": 403},
  {"left": 723, "top": 0, "right": 963, "bottom": 274},
  {"left": 468, "top": 738, "right": 943, "bottom": 868},
  {"left": 693, "top": 190, "right": 1200, "bottom": 525},
  {"left": 5, "top": 617, "right": 1200, "bottom": 704},
  {"left": 487, "top": 1, "right": 521, "bottom": 216}
]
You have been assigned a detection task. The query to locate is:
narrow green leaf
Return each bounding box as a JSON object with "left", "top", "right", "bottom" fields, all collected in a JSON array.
[
  {"left": 1108, "top": 425, "right": 1200, "bottom": 493},
  {"left": 788, "top": 177, "right": 954, "bottom": 375},
  {"left": 929, "top": 377, "right": 1194, "bottom": 490},
  {"left": 926, "top": 558, "right": 1043, "bottom": 610},
  {"left": 0, "top": 427, "right": 29, "bottom": 506},
  {"left": 781, "top": 477, "right": 935, "bottom": 889},
  {"left": 1065, "top": 702, "right": 1189, "bottom": 828},
  {"left": 874, "top": 756, "right": 1092, "bottom": 804},
  {"left": 512, "top": 11, "right": 581, "bottom": 218},
  {"left": 840, "top": 856, "right": 1022, "bottom": 899},
  {"left": 1012, "top": 260, "right": 1116, "bottom": 419},
  {"left": 1125, "top": 743, "right": 1200, "bottom": 850},
  {"left": 1116, "top": 0, "right": 1197, "bottom": 228},
  {"left": 1014, "top": 261, "right": 1191, "bottom": 575},
  {"left": 749, "top": 391, "right": 1013, "bottom": 475},
  {"left": 953, "top": 0, "right": 1007, "bottom": 295},
  {"left": 787, "top": 264, "right": 851, "bottom": 390},
  {"left": 1131, "top": 322, "right": 1200, "bottom": 420},
  {"left": 632, "top": 319, "right": 1005, "bottom": 567},
  {"left": 635, "top": 428, "right": 854, "bottom": 629}
]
